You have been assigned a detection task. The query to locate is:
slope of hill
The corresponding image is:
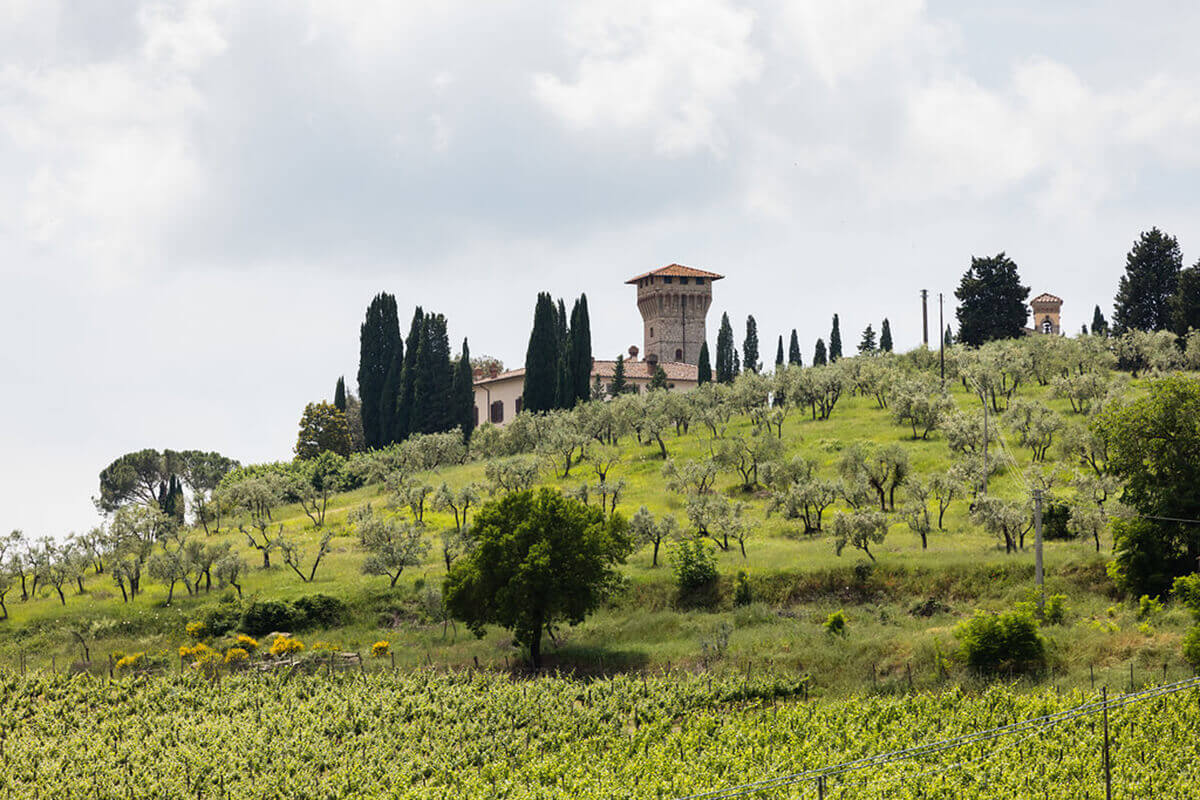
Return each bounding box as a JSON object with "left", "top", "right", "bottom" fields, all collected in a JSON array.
[{"left": 2, "top": 349, "right": 1195, "bottom": 695}]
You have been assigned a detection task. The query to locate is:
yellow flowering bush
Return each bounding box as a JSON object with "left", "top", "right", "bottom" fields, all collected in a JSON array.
[
  {"left": 371, "top": 640, "right": 390, "bottom": 658},
  {"left": 185, "top": 621, "right": 207, "bottom": 640},
  {"left": 224, "top": 647, "right": 250, "bottom": 666},
  {"left": 114, "top": 652, "right": 144, "bottom": 672},
  {"left": 234, "top": 634, "right": 259, "bottom": 652},
  {"left": 269, "top": 636, "right": 304, "bottom": 656}
]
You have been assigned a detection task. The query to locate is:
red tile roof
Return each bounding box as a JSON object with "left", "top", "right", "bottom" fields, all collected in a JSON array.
[
  {"left": 473, "top": 361, "right": 698, "bottom": 386},
  {"left": 1031, "top": 293, "right": 1062, "bottom": 304},
  {"left": 625, "top": 264, "right": 725, "bottom": 284}
]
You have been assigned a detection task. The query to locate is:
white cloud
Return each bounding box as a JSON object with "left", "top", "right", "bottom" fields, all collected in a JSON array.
[{"left": 532, "top": 0, "right": 762, "bottom": 156}]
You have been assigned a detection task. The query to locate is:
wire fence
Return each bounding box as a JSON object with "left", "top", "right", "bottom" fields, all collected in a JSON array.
[{"left": 675, "top": 675, "right": 1200, "bottom": 800}]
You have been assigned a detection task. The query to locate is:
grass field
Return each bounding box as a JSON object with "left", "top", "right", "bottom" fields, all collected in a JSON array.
[{"left": 1, "top": 371, "right": 1194, "bottom": 695}]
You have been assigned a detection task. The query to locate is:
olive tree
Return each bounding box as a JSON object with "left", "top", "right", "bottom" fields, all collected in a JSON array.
[
  {"left": 832, "top": 510, "right": 890, "bottom": 561},
  {"left": 352, "top": 505, "right": 429, "bottom": 587}
]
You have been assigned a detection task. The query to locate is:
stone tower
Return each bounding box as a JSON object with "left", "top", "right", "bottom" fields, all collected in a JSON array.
[
  {"left": 626, "top": 264, "right": 724, "bottom": 365},
  {"left": 1030, "top": 293, "right": 1063, "bottom": 335}
]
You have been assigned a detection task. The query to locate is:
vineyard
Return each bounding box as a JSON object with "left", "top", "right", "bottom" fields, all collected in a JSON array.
[{"left": 2, "top": 670, "right": 1197, "bottom": 798}]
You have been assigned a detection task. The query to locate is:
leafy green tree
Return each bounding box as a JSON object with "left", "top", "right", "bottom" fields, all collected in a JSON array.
[
  {"left": 649, "top": 365, "right": 668, "bottom": 391},
  {"left": 697, "top": 342, "right": 712, "bottom": 384},
  {"left": 774, "top": 335, "right": 784, "bottom": 368},
  {"left": 829, "top": 315, "right": 842, "bottom": 361},
  {"left": 444, "top": 489, "right": 631, "bottom": 668},
  {"left": 522, "top": 293, "right": 560, "bottom": 413},
  {"left": 879, "top": 319, "right": 893, "bottom": 352},
  {"left": 1098, "top": 375, "right": 1200, "bottom": 595},
  {"left": 452, "top": 339, "right": 475, "bottom": 444},
  {"left": 350, "top": 504, "right": 429, "bottom": 588},
  {"left": 291, "top": 451, "right": 346, "bottom": 528},
  {"left": 97, "top": 449, "right": 167, "bottom": 512},
  {"left": 813, "top": 338, "right": 827, "bottom": 366},
  {"left": 1113, "top": 227, "right": 1182, "bottom": 333},
  {"left": 295, "top": 402, "right": 352, "bottom": 459},
  {"left": 788, "top": 329, "right": 802, "bottom": 366},
  {"left": 107, "top": 505, "right": 167, "bottom": 601},
  {"left": 629, "top": 506, "right": 678, "bottom": 567},
  {"left": 357, "top": 293, "right": 401, "bottom": 449},
  {"left": 715, "top": 313, "right": 736, "bottom": 383},
  {"left": 1170, "top": 262, "right": 1200, "bottom": 337},
  {"left": 832, "top": 509, "right": 889, "bottom": 561},
  {"left": 333, "top": 376, "right": 346, "bottom": 412},
  {"left": 743, "top": 315, "right": 760, "bottom": 373},
  {"left": 1092, "top": 305, "right": 1109, "bottom": 336},
  {"left": 174, "top": 450, "right": 238, "bottom": 534},
  {"left": 955, "top": 253, "right": 1030, "bottom": 345},
  {"left": 857, "top": 324, "right": 876, "bottom": 354}
]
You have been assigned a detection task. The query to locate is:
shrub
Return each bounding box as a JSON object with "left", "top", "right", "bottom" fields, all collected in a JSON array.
[
  {"left": 114, "top": 652, "right": 144, "bottom": 672},
  {"left": 955, "top": 610, "right": 1046, "bottom": 674},
  {"left": 1043, "top": 594, "right": 1068, "bottom": 625},
  {"left": 371, "top": 640, "right": 390, "bottom": 658},
  {"left": 200, "top": 602, "right": 242, "bottom": 637},
  {"left": 241, "top": 601, "right": 300, "bottom": 636},
  {"left": 823, "top": 610, "right": 847, "bottom": 637},
  {"left": 234, "top": 634, "right": 259, "bottom": 652},
  {"left": 733, "top": 571, "right": 753, "bottom": 607},
  {"left": 294, "top": 594, "right": 347, "bottom": 629},
  {"left": 1183, "top": 625, "right": 1200, "bottom": 671},
  {"left": 672, "top": 539, "right": 718, "bottom": 606},
  {"left": 1172, "top": 574, "right": 1200, "bottom": 617},
  {"left": 1138, "top": 594, "right": 1163, "bottom": 620},
  {"left": 185, "top": 621, "right": 207, "bottom": 640},
  {"left": 1042, "top": 503, "right": 1072, "bottom": 540},
  {"left": 224, "top": 647, "right": 250, "bottom": 666},
  {"left": 269, "top": 636, "right": 304, "bottom": 656}
]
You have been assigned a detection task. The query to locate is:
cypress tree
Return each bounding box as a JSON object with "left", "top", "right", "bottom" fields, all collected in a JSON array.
[
  {"left": 788, "top": 330, "right": 802, "bottom": 366},
  {"left": 944, "top": 325, "right": 953, "bottom": 347},
  {"left": 649, "top": 366, "right": 668, "bottom": 391},
  {"left": 879, "top": 319, "right": 893, "bottom": 352},
  {"left": 570, "top": 295, "right": 593, "bottom": 405},
  {"left": 392, "top": 307, "right": 424, "bottom": 443},
  {"left": 1091, "top": 305, "right": 1109, "bottom": 336},
  {"left": 775, "top": 335, "right": 785, "bottom": 368},
  {"left": 356, "top": 292, "right": 400, "bottom": 450},
  {"left": 523, "top": 293, "right": 560, "bottom": 413},
  {"left": 333, "top": 376, "right": 347, "bottom": 412},
  {"left": 829, "top": 315, "right": 843, "bottom": 361},
  {"left": 858, "top": 325, "right": 877, "bottom": 354},
  {"left": 813, "top": 338, "right": 827, "bottom": 366},
  {"left": 743, "top": 315, "right": 760, "bottom": 373},
  {"left": 380, "top": 343, "right": 404, "bottom": 445},
  {"left": 452, "top": 338, "right": 475, "bottom": 443},
  {"left": 1170, "top": 262, "right": 1200, "bottom": 336},
  {"left": 715, "top": 313, "right": 736, "bottom": 383},
  {"left": 732, "top": 349, "right": 741, "bottom": 378},
  {"left": 697, "top": 342, "right": 712, "bottom": 384},
  {"left": 412, "top": 313, "right": 454, "bottom": 434},
  {"left": 609, "top": 354, "right": 628, "bottom": 397}
]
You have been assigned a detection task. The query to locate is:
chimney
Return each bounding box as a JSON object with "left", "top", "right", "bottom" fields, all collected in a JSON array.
[
  {"left": 646, "top": 352, "right": 659, "bottom": 368},
  {"left": 628, "top": 345, "right": 639, "bottom": 361}
]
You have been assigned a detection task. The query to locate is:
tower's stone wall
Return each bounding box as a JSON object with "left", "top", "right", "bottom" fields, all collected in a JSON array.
[
  {"left": 634, "top": 278, "right": 713, "bottom": 365},
  {"left": 1031, "top": 296, "right": 1062, "bottom": 335}
]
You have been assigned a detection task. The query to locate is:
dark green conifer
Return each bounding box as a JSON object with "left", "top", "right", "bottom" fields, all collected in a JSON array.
[
  {"left": 569, "top": 295, "right": 593, "bottom": 405},
  {"left": 813, "top": 338, "right": 827, "bottom": 366},
  {"left": 333, "top": 376, "right": 347, "bottom": 411},
  {"left": 775, "top": 335, "right": 785, "bottom": 368},
  {"left": 412, "top": 313, "right": 454, "bottom": 435},
  {"left": 879, "top": 319, "right": 893, "bottom": 352},
  {"left": 715, "top": 313, "right": 736, "bottom": 383},
  {"left": 522, "top": 293, "right": 560, "bottom": 413},
  {"left": 356, "top": 293, "right": 401, "bottom": 450},
  {"left": 391, "top": 306, "right": 424, "bottom": 443},
  {"left": 1091, "top": 305, "right": 1109, "bottom": 336},
  {"left": 829, "top": 314, "right": 843, "bottom": 361},
  {"left": 743, "top": 315, "right": 760, "bottom": 373},
  {"left": 452, "top": 338, "right": 475, "bottom": 443},
  {"left": 697, "top": 342, "right": 712, "bottom": 384},
  {"left": 609, "top": 354, "right": 628, "bottom": 397},
  {"left": 788, "top": 330, "right": 802, "bottom": 366}
]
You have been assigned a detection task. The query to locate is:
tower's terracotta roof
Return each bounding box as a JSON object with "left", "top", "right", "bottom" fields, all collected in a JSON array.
[
  {"left": 626, "top": 264, "right": 725, "bottom": 284},
  {"left": 1031, "top": 293, "right": 1062, "bottom": 304}
]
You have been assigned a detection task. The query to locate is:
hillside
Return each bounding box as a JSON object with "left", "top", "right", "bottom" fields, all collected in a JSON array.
[{"left": 2, "top": 342, "right": 1197, "bottom": 695}]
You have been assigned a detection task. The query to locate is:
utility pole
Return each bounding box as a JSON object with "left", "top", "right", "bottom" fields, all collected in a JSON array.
[
  {"left": 1034, "top": 488, "right": 1045, "bottom": 616},
  {"left": 938, "top": 292, "right": 945, "bottom": 386},
  {"left": 921, "top": 289, "right": 929, "bottom": 346}
]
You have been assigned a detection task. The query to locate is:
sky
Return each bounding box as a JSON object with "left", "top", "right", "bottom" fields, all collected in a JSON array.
[{"left": 4, "top": 0, "right": 1200, "bottom": 536}]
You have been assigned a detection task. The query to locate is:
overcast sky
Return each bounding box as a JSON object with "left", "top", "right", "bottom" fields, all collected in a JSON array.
[{"left": 4, "top": 0, "right": 1200, "bottom": 536}]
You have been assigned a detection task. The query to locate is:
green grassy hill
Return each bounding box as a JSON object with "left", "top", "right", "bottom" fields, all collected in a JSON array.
[{"left": 2, "top": 362, "right": 1194, "bottom": 695}]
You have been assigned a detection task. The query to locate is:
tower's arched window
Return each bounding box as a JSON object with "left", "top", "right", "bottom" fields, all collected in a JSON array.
[
  {"left": 675, "top": 348, "right": 683, "bottom": 360},
  {"left": 650, "top": 327, "right": 654, "bottom": 337},
  {"left": 1042, "top": 319, "right": 1053, "bottom": 334}
]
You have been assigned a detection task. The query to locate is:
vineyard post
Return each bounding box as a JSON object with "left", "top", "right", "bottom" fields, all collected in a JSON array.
[
  {"left": 1033, "top": 488, "right": 1045, "bottom": 616},
  {"left": 1101, "top": 687, "right": 1112, "bottom": 800},
  {"left": 817, "top": 775, "right": 826, "bottom": 800},
  {"left": 1090, "top": 664, "right": 1095, "bottom": 689},
  {"left": 1129, "top": 663, "right": 1134, "bottom": 692}
]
